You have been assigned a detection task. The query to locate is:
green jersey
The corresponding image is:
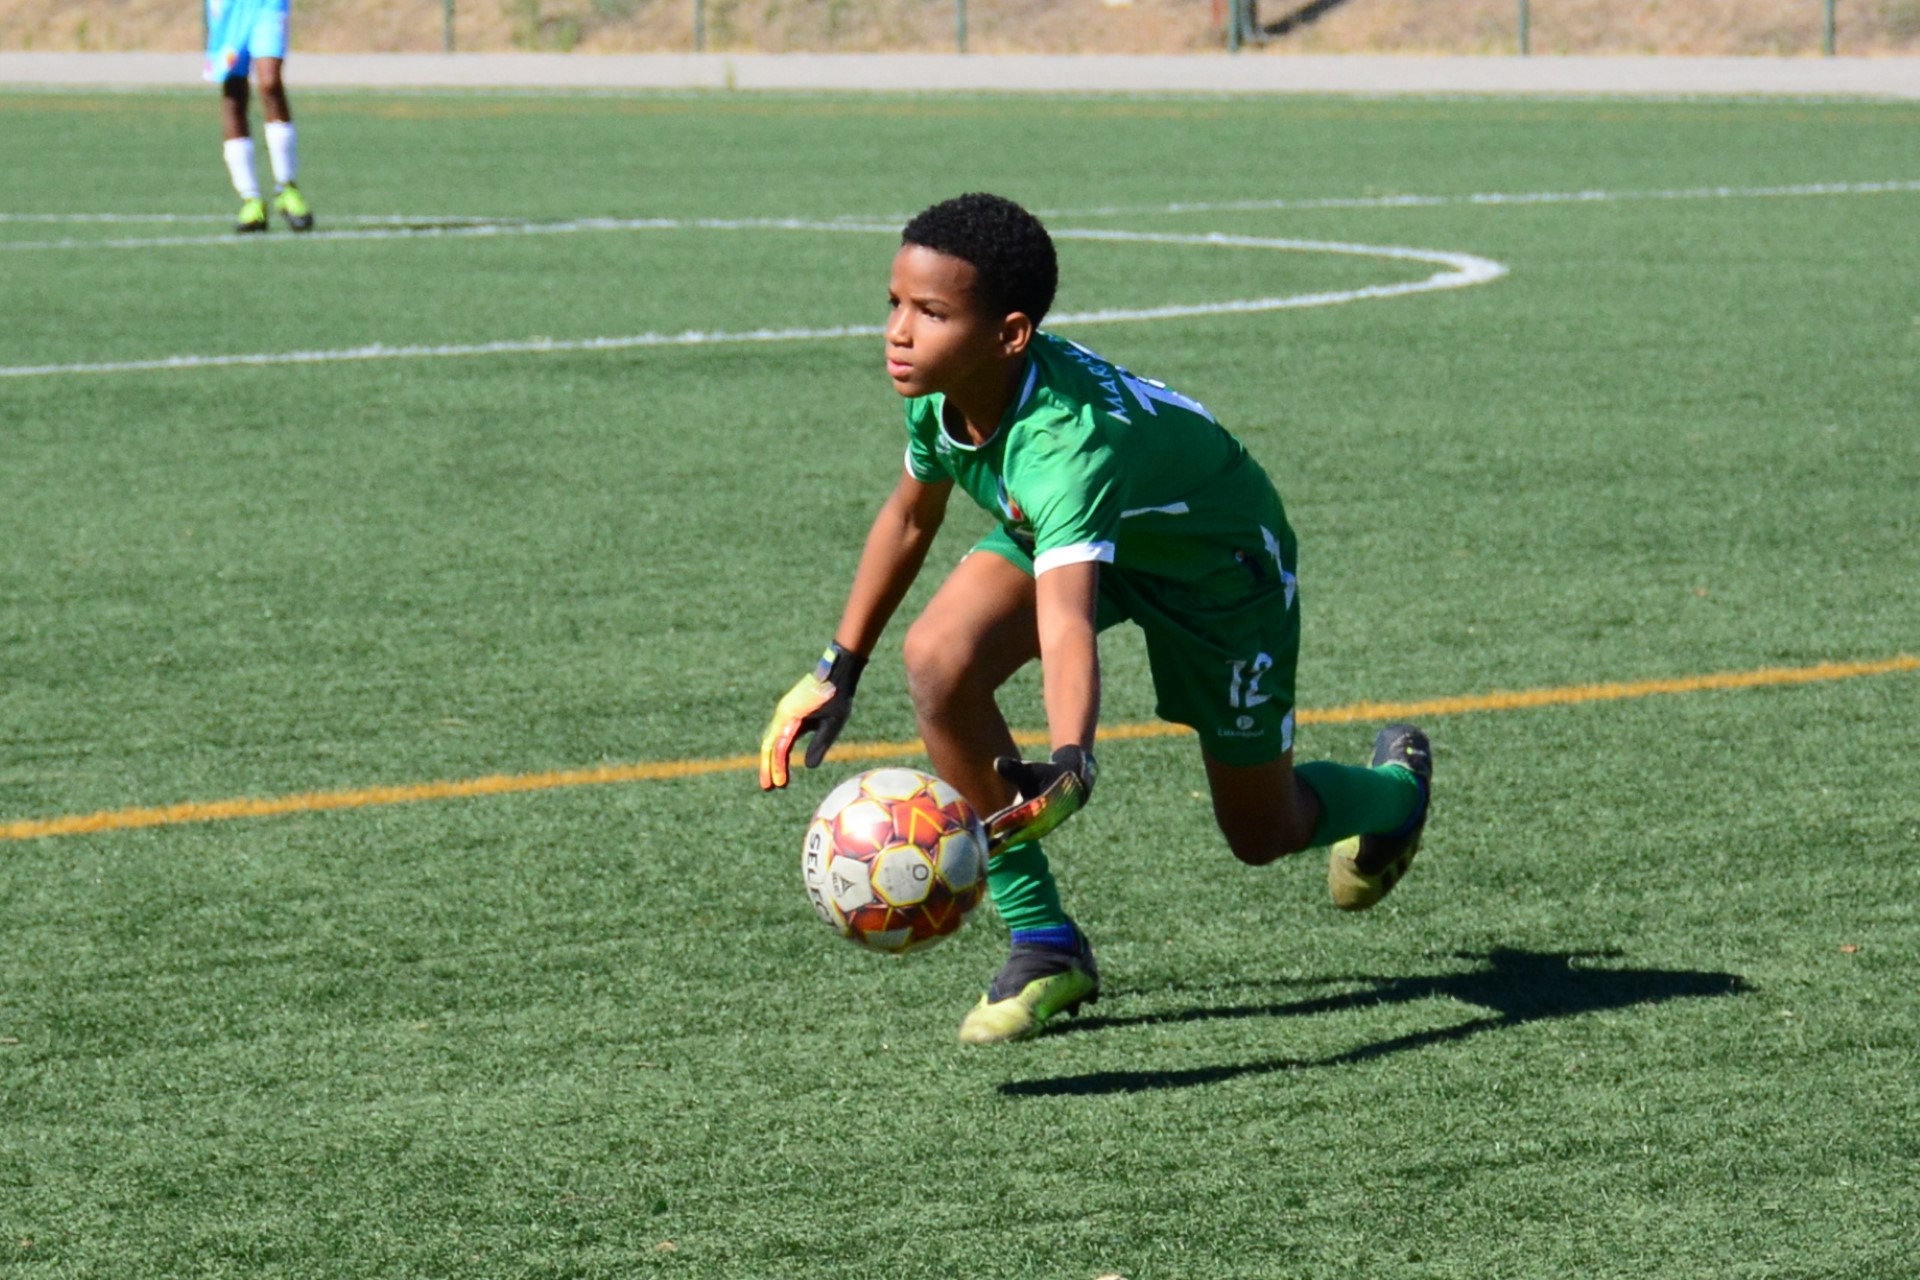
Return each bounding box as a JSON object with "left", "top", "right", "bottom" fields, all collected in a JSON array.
[
  {"left": 904, "top": 331, "right": 1289, "bottom": 586},
  {"left": 903, "top": 331, "right": 1302, "bottom": 765}
]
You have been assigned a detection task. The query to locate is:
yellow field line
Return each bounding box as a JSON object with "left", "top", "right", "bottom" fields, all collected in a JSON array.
[{"left": 2, "top": 654, "right": 1913, "bottom": 845}]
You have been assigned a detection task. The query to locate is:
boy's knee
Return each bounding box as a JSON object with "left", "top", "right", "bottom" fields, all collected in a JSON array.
[
  {"left": 901, "top": 617, "right": 963, "bottom": 708},
  {"left": 1214, "top": 807, "right": 1313, "bottom": 867},
  {"left": 1221, "top": 828, "right": 1297, "bottom": 867}
]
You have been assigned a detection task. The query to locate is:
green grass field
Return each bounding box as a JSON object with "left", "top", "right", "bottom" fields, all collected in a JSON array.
[{"left": 2, "top": 89, "right": 1918, "bottom": 1278}]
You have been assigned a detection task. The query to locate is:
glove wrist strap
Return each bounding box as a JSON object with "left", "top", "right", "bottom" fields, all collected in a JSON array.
[
  {"left": 815, "top": 642, "right": 869, "bottom": 694},
  {"left": 1050, "top": 744, "right": 1097, "bottom": 795}
]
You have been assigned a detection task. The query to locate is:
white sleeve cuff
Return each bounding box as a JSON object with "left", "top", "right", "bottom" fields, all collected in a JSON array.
[
  {"left": 1034, "top": 542, "right": 1115, "bottom": 575},
  {"left": 904, "top": 447, "right": 952, "bottom": 485}
]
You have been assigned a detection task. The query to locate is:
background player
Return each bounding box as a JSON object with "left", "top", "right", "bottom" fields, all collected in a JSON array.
[
  {"left": 761, "top": 193, "right": 1434, "bottom": 1045},
  {"left": 205, "top": 0, "right": 313, "bottom": 233}
]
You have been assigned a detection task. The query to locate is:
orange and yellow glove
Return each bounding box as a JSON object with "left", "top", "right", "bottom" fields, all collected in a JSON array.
[
  {"left": 758, "top": 643, "right": 868, "bottom": 791},
  {"left": 985, "top": 745, "right": 1097, "bottom": 852}
]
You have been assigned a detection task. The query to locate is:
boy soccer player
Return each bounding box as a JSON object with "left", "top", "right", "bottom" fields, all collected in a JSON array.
[
  {"left": 760, "top": 193, "right": 1433, "bottom": 1045},
  {"left": 205, "top": 0, "right": 313, "bottom": 234}
]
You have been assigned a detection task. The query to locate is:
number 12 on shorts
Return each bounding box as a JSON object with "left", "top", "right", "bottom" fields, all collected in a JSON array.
[{"left": 1227, "top": 653, "right": 1274, "bottom": 708}]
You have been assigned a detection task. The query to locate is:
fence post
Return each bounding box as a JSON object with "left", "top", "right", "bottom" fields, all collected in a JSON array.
[
  {"left": 693, "top": 0, "right": 705, "bottom": 50},
  {"left": 1228, "top": 0, "right": 1242, "bottom": 52},
  {"left": 956, "top": 0, "right": 967, "bottom": 53},
  {"left": 1517, "top": 0, "right": 1529, "bottom": 54},
  {"left": 1824, "top": 0, "right": 1836, "bottom": 55},
  {"left": 442, "top": 0, "right": 454, "bottom": 52}
]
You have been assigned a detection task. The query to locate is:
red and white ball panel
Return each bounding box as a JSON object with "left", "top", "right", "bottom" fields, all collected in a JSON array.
[{"left": 800, "top": 766, "right": 990, "bottom": 955}]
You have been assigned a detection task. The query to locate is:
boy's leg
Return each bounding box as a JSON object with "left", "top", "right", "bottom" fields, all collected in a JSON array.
[
  {"left": 257, "top": 57, "right": 296, "bottom": 188},
  {"left": 901, "top": 549, "right": 1033, "bottom": 816},
  {"left": 254, "top": 57, "right": 313, "bottom": 230},
  {"left": 1204, "top": 746, "right": 1421, "bottom": 864},
  {"left": 219, "top": 73, "right": 251, "bottom": 141},
  {"left": 1123, "top": 510, "right": 1428, "bottom": 901},
  {"left": 218, "top": 75, "right": 267, "bottom": 232},
  {"left": 256, "top": 56, "right": 291, "bottom": 124},
  {"left": 902, "top": 550, "right": 1097, "bottom": 1043},
  {"left": 1202, "top": 734, "right": 1430, "bottom": 909},
  {"left": 1201, "top": 748, "right": 1318, "bottom": 866},
  {"left": 902, "top": 551, "right": 1067, "bottom": 937}
]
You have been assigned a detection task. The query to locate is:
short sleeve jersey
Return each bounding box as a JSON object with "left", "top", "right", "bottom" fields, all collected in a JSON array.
[{"left": 903, "top": 332, "right": 1259, "bottom": 579}]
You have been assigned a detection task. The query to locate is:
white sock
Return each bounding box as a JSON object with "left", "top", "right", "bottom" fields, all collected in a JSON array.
[
  {"left": 222, "top": 136, "right": 261, "bottom": 200},
  {"left": 264, "top": 120, "right": 297, "bottom": 189}
]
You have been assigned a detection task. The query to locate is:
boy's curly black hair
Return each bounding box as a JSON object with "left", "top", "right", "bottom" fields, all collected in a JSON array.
[{"left": 901, "top": 193, "right": 1057, "bottom": 327}]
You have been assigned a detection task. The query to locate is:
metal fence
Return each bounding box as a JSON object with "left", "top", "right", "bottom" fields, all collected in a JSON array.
[
  {"left": 1229, "top": 0, "right": 1850, "bottom": 57},
  {"left": 410, "top": 0, "right": 1865, "bottom": 57}
]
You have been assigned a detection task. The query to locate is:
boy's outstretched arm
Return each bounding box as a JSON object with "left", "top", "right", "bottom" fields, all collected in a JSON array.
[
  {"left": 758, "top": 470, "right": 951, "bottom": 790},
  {"left": 1035, "top": 560, "right": 1101, "bottom": 756},
  {"left": 988, "top": 559, "right": 1101, "bottom": 848},
  {"left": 833, "top": 470, "right": 954, "bottom": 660}
]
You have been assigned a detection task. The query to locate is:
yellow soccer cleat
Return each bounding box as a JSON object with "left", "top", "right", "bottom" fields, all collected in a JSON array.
[
  {"left": 235, "top": 196, "right": 268, "bottom": 234},
  {"left": 958, "top": 930, "right": 1099, "bottom": 1045},
  {"left": 273, "top": 182, "right": 314, "bottom": 232},
  {"left": 1328, "top": 724, "right": 1433, "bottom": 911}
]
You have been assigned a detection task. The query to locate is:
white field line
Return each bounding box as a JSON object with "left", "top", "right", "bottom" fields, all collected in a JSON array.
[
  {"left": 0, "top": 215, "right": 891, "bottom": 253},
  {"left": 0, "top": 211, "right": 500, "bottom": 225},
  {"left": 4, "top": 179, "right": 1914, "bottom": 253},
  {"left": 1031, "top": 178, "right": 1920, "bottom": 220},
  {"left": 0, "top": 229, "right": 1506, "bottom": 380}
]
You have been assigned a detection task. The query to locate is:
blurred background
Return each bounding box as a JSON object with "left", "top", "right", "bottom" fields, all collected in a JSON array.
[{"left": 6, "top": 0, "right": 1918, "bottom": 56}]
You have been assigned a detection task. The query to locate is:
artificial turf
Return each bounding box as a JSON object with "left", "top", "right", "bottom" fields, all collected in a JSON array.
[{"left": 2, "top": 88, "right": 1917, "bottom": 1278}]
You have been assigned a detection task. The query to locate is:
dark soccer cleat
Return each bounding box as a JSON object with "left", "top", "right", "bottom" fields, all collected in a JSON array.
[
  {"left": 1328, "top": 723, "right": 1432, "bottom": 911},
  {"left": 235, "top": 196, "right": 268, "bottom": 234},
  {"left": 958, "top": 928, "right": 1100, "bottom": 1045}
]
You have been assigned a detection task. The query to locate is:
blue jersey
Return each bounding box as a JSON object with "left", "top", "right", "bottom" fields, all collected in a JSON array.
[{"left": 205, "top": 0, "right": 289, "bottom": 82}]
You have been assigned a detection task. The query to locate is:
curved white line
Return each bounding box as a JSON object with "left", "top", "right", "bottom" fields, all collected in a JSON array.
[
  {"left": 6, "top": 178, "right": 1910, "bottom": 248},
  {"left": 1032, "top": 178, "right": 1920, "bottom": 220},
  {"left": 1050, "top": 230, "right": 1505, "bottom": 324},
  {"left": 0, "top": 229, "right": 1505, "bottom": 380}
]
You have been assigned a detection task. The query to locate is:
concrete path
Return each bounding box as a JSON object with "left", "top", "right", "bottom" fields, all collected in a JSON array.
[
  {"left": 3, "top": 52, "right": 1920, "bottom": 97},
  {"left": 2, "top": 52, "right": 1916, "bottom": 97}
]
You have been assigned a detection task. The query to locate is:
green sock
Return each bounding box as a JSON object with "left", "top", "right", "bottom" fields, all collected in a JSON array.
[
  {"left": 986, "top": 838, "right": 1071, "bottom": 933},
  {"left": 1296, "top": 761, "right": 1423, "bottom": 849}
]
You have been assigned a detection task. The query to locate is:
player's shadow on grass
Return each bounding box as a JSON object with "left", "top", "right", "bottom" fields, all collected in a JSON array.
[{"left": 999, "top": 947, "right": 1749, "bottom": 1097}]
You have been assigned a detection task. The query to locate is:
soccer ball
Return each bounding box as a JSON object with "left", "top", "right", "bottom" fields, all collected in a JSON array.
[{"left": 802, "top": 767, "right": 990, "bottom": 954}]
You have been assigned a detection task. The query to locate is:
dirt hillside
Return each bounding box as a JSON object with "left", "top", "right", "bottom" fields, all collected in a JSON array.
[{"left": 5, "top": 0, "right": 1917, "bottom": 57}]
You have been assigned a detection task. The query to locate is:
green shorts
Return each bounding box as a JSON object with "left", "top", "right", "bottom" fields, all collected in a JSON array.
[{"left": 974, "top": 481, "right": 1301, "bottom": 767}]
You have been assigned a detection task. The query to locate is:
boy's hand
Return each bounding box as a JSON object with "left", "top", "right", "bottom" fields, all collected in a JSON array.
[
  {"left": 986, "top": 745, "right": 1097, "bottom": 851},
  {"left": 759, "top": 644, "right": 867, "bottom": 790}
]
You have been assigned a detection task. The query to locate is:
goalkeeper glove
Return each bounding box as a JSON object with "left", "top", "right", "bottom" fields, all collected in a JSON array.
[
  {"left": 985, "top": 744, "right": 1097, "bottom": 852},
  {"left": 759, "top": 642, "right": 868, "bottom": 791}
]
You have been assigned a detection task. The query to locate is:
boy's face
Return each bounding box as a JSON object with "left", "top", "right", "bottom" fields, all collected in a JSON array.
[{"left": 885, "top": 244, "right": 1028, "bottom": 400}]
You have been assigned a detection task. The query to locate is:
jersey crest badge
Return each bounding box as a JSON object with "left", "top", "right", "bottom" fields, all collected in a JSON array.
[{"left": 995, "top": 479, "right": 1026, "bottom": 527}]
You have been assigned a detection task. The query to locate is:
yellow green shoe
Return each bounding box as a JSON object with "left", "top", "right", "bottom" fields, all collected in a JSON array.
[
  {"left": 1328, "top": 723, "right": 1433, "bottom": 911},
  {"left": 273, "top": 182, "right": 314, "bottom": 232},
  {"left": 235, "top": 196, "right": 268, "bottom": 234},
  {"left": 958, "top": 930, "right": 1099, "bottom": 1045}
]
